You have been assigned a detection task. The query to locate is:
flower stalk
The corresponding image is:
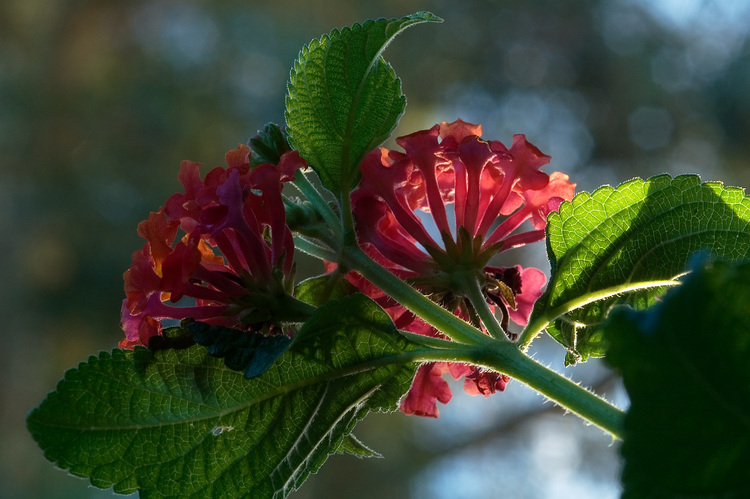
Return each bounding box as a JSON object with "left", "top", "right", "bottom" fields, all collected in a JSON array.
[
  {"left": 345, "top": 242, "right": 625, "bottom": 437},
  {"left": 292, "top": 169, "right": 342, "bottom": 240},
  {"left": 470, "top": 343, "right": 625, "bottom": 438},
  {"left": 454, "top": 271, "right": 510, "bottom": 341}
]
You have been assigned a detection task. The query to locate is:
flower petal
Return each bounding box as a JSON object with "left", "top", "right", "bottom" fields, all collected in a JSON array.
[
  {"left": 399, "top": 362, "right": 453, "bottom": 418},
  {"left": 522, "top": 171, "right": 576, "bottom": 229},
  {"left": 463, "top": 369, "right": 510, "bottom": 397},
  {"left": 508, "top": 266, "right": 546, "bottom": 326}
]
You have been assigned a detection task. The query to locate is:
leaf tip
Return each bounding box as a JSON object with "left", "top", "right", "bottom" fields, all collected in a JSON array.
[{"left": 412, "top": 11, "right": 444, "bottom": 23}]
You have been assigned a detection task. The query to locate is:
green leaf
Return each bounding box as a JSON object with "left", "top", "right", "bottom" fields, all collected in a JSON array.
[
  {"left": 27, "top": 294, "right": 419, "bottom": 498},
  {"left": 185, "top": 320, "right": 292, "bottom": 379},
  {"left": 529, "top": 174, "right": 750, "bottom": 363},
  {"left": 605, "top": 258, "right": 750, "bottom": 498},
  {"left": 285, "top": 12, "right": 442, "bottom": 194},
  {"left": 335, "top": 434, "right": 382, "bottom": 459},
  {"left": 295, "top": 273, "right": 357, "bottom": 307}
]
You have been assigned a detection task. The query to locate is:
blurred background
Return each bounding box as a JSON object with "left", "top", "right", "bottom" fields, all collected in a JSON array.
[{"left": 3, "top": 0, "right": 750, "bottom": 497}]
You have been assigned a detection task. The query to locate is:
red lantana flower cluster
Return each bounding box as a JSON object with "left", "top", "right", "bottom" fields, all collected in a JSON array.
[
  {"left": 120, "top": 144, "right": 305, "bottom": 349},
  {"left": 345, "top": 120, "right": 576, "bottom": 417},
  {"left": 119, "top": 121, "right": 573, "bottom": 420}
]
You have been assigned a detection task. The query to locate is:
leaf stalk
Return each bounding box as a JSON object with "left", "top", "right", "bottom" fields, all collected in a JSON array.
[{"left": 518, "top": 278, "right": 683, "bottom": 350}]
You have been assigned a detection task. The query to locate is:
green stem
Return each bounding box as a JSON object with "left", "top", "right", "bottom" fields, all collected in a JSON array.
[
  {"left": 518, "top": 278, "right": 682, "bottom": 350},
  {"left": 397, "top": 330, "right": 462, "bottom": 349},
  {"left": 293, "top": 170, "right": 342, "bottom": 239},
  {"left": 342, "top": 245, "right": 492, "bottom": 346},
  {"left": 412, "top": 342, "right": 625, "bottom": 438},
  {"left": 480, "top": 343, "right": 625, "bottom": 438},
  {"left": 457, "top": 273, "right": 509, "bottom": 341},
  {"left": 338, "top": 184, "right": 357, "bottom": 247},
  {"left": 309, "top": 242, "right": 625, "bottom": 436},
  {"left": 294, "top": 235, "right": 338, "bottom": 262}
]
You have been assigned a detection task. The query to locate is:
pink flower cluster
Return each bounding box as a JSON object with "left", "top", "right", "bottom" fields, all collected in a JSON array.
[
  {"left": 346, "top": 120, "right": 576, "bottom": 417},
  {"left": 120, "top": 144, "right": 305, "bottom": 349},
  {"left": 119, "top": 120, "right": 573, "bottom": 420}
]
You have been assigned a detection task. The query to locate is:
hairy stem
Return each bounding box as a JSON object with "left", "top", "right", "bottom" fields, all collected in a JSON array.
[
  {"left": 293, "top": 169, "right": 342, "bottom": 239},
  {"left": 456, "top": 273, "right": 509, "bottom": 341},
  {"left": 300, "top": 237, "right": 624, "bottom": 436},
  {"left": 293, "top": 235, "right": 338, "bottom": 262},
  {"left": 413, "top": 342, "right": 625, "bottom": 438},
  {"left": 342, "top": 244, "right": 624, "bottom": 436},
  {"left": 478, "top": 343, "right": 625, "bottom": 438}
]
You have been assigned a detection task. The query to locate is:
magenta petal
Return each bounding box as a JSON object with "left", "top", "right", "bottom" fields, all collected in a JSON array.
[
  {"left": 463, "top": 369, "right": 510, "bottom": 397},
  {"left": 508, "top": 266, "right": 547, "bottom": 326},
  {"left": 399, "top": 363, "right": 453, "bottom": 418},
  {"left": 247, "top": 163, "right": 294, "bottom": 271},
  {"left": 521, "top": 171, "right": 576, "bottom": 229},
  {"left": 456, "top": 137, "right": 496, "bottom": 236},
  {"left": 120, "top": 300, "right": 157, "bottom": 344},
  {"left": 447, "top": 362, "right": 474, "bottom": 380},
  {"left": 357, "top": 148, "right": 443, "bottom": 252},
  {"left": 354, "top": 195, "right": 435, "bottom": 274},
  {"left": 276, "top": 150, "right": 306, "bottom": 181},
  {"left": 398, "top": 128, "right": 453, "bottom": 236},
  {"left": 506, "top": 134, "right": 552, "bottom": 189},
  {"left": 164, "top": 160, "right": 204, "bottom": 221}
]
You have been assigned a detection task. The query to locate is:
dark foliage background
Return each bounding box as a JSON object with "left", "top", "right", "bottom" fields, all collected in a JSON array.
[{"left": 3, "top": 0, "right": 749, "bottom": 497}]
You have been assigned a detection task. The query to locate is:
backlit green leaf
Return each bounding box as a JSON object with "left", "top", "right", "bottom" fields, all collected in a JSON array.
[
  {"left": 529, "top": 174, "right": 750, "bottom": 363},
  {"left": 285, "top": 12, "right": 442, "bottom": 194},
  {"left": 27, "top": 294, "right": 419, "bottom": 498},
  {"left": 295, "top": 273, "right": 356, "bottom": 307},
  {"left": 606, "top": 258, "right": 750, "bottom": 498},
  {"left": 185, "top": 320, "right": 292, "bottom": 379},
  {"left": 335, "top": 434, "right": 382, "bottom": 459}
]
